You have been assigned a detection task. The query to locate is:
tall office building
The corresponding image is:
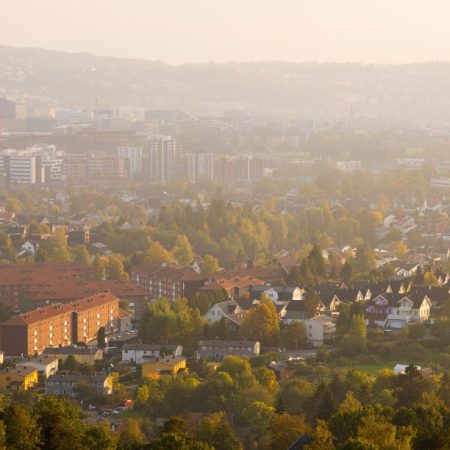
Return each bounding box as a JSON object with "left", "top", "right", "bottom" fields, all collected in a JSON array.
[
  {"left": 118, "top": 146, "right": 143, "bottom": 178},
  {"left": 0, "top": 98, "right": 16, "bottom": 120},
  {"left": 0, "top": 98, "right": 26, "bottom": 120},
  {"left": 147, "top": 136, "right": 177, "bottom": 183},
  {"left": 186, "top": 152, "right": 214, "bottom": 182}
]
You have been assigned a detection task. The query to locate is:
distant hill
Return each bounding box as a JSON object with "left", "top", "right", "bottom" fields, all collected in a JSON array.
[{"left": 1, "top": 45, "right": 450, "bottom": 125}]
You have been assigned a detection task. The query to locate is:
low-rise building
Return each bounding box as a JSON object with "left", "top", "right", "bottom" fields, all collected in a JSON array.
[
  {"left": 0, "top": 365, "right": 38, "bottom": 391},
  {"left": 303, "top": 315, "right": 336, "bottom": 347},
  {"left": 141, "top": 356, "right": 187, "bottom": 379},
  {"left": 197, "top": 340, "right": 260, "bottom": 360},
  {"left": 45, "top": 372, "right": 113, "bottom": 397},
  {"left": 42, "top": 346, "right": 103, "bottom": 365},
  {"left": 122, "top": 344, "right": 182, "bottom": 364},
  {"left": 18, "top": 355, "right": 58, "bottom": 378}
]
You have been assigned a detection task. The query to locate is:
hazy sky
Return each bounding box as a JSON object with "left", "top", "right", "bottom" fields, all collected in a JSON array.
[{"left": 1, "top": 0, "right": 450, "bottom": 64}]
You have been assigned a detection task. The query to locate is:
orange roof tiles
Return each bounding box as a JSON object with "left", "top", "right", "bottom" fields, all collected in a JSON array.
[{"left": 2, "top": 291, "right": 120, "bottom": 327}]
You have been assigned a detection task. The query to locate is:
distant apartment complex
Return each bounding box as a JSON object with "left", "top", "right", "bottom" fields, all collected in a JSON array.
[
  {"left": 118, "top": 146, "right": 143, "bottom": 177},
  {"left": 0, "top": 262, "right": 150, "bottom": 315},
  {"left": 186, "top": 152, "right": 214, "bottom": 182},
  {"left": 0, "top": 291, "right": 121, "bottom": 356},
  {"left": 131, "top": 264, "right": 205, "bottom": 302},
  {"left": 147, "top": 136, "right": 177, "bottom": 183}
]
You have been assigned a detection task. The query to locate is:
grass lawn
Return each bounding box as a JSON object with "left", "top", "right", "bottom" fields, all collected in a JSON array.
[
  {"left": 118, "top": 409, "right": 145, "bottom": 419},
  {"left": 341, "top": 361, "right": 396, "bottom": 376}
]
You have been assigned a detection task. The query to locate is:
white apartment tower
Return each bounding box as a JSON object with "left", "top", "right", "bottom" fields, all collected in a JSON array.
[
  {"left": 148, "top": 136, "right": 177, "bottom": 183},
  {"left": 187, "top": 152, "right": 214, "bottom": 182},
  {"left": 118, "top": 146, "right": 143, "bottom": 177}
]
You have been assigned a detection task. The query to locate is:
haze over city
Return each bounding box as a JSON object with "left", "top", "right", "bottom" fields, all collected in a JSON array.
[
  {"left": 2, "top": 2, "right": 450, "bottom": 449},
  {"left": 2, "top": 0, "right": 450, "bottom": 64}
]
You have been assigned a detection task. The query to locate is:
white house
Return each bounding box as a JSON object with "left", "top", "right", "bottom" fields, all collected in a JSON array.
[
  {"left": 303, "top": 315, "right": 336, "bottom": 347},
  {"left": 385, "top": 295, "right": 431, "bottom": 329},
  {"left": 203, "top": 300, "right": 240, "bottom": 324},
  {"left": 121, "top": 344, "right": 182, "bottom": 364},
  {"left": 16, "top": 241, "right": 36, "bottom": 258},
  {"left": 250, "top": 285, "right": 303, "bottom": 303}
]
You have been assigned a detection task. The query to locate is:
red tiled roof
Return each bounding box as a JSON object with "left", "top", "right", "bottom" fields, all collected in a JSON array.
[
  {"left": 218, "top": 266, "right": 287, "bottom": 281},
  {"left": 2, "top": 303, "right": 74, "bottom": 326},
  {"left": 2, "top": 291, "right": 120, "bottom": 327},
  {"left": 28, "top": 279, "right": 148, "bottom": 302},
  {"left": 71, "top": 291, "right": 119, "bottom": 312},
  {"left": 0, "top": 262, "right": 96, "bottom": 286},
  {"left": 132, "top": 265, "right": 203, "bottom": 282}
]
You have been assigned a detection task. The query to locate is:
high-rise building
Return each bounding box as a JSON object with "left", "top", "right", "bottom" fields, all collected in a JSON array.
[
  {"left": 0, "top": 149, "right": 45, "bottom": 184},
  {"left": 147, "top": 136, "right": 177, "bottom": 183},
  {"left": 186, "top": 152, "right": 214, "bottom": 182},
  {"left": 0, "top": 98, "right": 27, "bottom": 120},
  {"left": 87, "top": 156, "right": 129, "bottom": 180},
  {"left": 118, "top": 146, "right": 143, "bottom": 177},
  {"left": 0, "top": 98, "right": 17, "bottom": 120}
]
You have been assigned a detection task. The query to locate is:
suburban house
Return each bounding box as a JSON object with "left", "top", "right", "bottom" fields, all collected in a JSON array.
[
  {"left": 42, "top": 346, "right": 103, "bottom": 365},
  {"left": 249, "top": 285, "right": 303, "bottom": 303},
  {"left": 204, "top": 300, "right": 239, "bottom": 323},
  {"left": 45, "top": 372, "right": 113, "bottom": 397},
  {"left": 212, "top": 276, "right": 265, "bottom": 300},
  {"left": 122, "top": 343, "right": 182, "bottom": 364},
  {"left": 395, "top": 263, "right": 420, "bottom": 278},
  {"left": 366, "top": 293, "right": 431, "bottom": 328},
  {"left": 284, "top": 301, "right": 310, "bottom": 323},
  {"left": 284, "top": 295, "right": 325, "bottom": 324},
  {"left": 197, "top": 340, "right": 260, "bottom": 360},
  {"left": 303, "top": 315, "right": 336, "bottom": 347},
  {"left": 385, "top": 295, "right": 431, "bottom": 329},
  {"left": 0, "top": 365, "right": 38, "bottom": 392},
  {"left": 141, "top": 356, "right": 187, "bottom": 379}
]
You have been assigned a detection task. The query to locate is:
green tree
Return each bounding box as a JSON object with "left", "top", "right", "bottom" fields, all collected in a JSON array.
[
  {"left": 93, "top": 256, "right": 107, "bottom": 279},
  {"left": 34, "top": 396, "right": 86, "bottom": 450},
  {"left": 305, "top": 420, "right": 334, "bottom": 450},
  {"left": 218, "top": 356, "right": 256, "bottom": 390},
  {"left": 2, "top": 403, "right": 41, "bottom": 450},
  {"left": 341, "top": 261, "right": 354, "bottom": 284},
  {"left": 172, "top": 235, "right": 194, "bottom": 267},
  {"left": 149, "top": 433, "right": 213, "bottom": 450},
  {"left": 97, "top": 327, "right": 106, "bottom": 349},
  {"left": 145, "top": 241, "right": 172, "bottom": 265},
  {"left": 201, "top": 255, "right": 220, "bottom": 276},
  {"left": 72, "top": 245, "right": 91, "bottom": 264},
  {"left": 84, "top": 421, "right": 118, "bottom": 450},
  {"left": 117, "top": 418, "right": 146, "bottom": 450},
  {"left": 269, "top": 413, "right": 310, "bottom": 450},
  {"left": 280, "top": 321, "right": 306, "bottom": 350},
  {"left": 241, "top": 297, "right": 280, "bottom": 345},
  {"left": 107, "top": 254, "right": 129, "bottom": 280},
  {"left": 356, "top": 413, "right": 413, "bottom": 450},
  {"left": 242, "top": 401, "right": 275, "bottom": 439},
  {"left": 196, "top": 412, "right": 242, "bottom": 450}
]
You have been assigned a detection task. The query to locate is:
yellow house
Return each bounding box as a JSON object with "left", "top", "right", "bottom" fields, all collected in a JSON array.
[
  {"left": 42, "top": 347, "right": 103, "bottom": 365},
  {"left": 141, "top": 356, "right": 187, "bottom": 379},
  {"left": 0, "top": 365, "right": 38, "bottom": 392}
]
